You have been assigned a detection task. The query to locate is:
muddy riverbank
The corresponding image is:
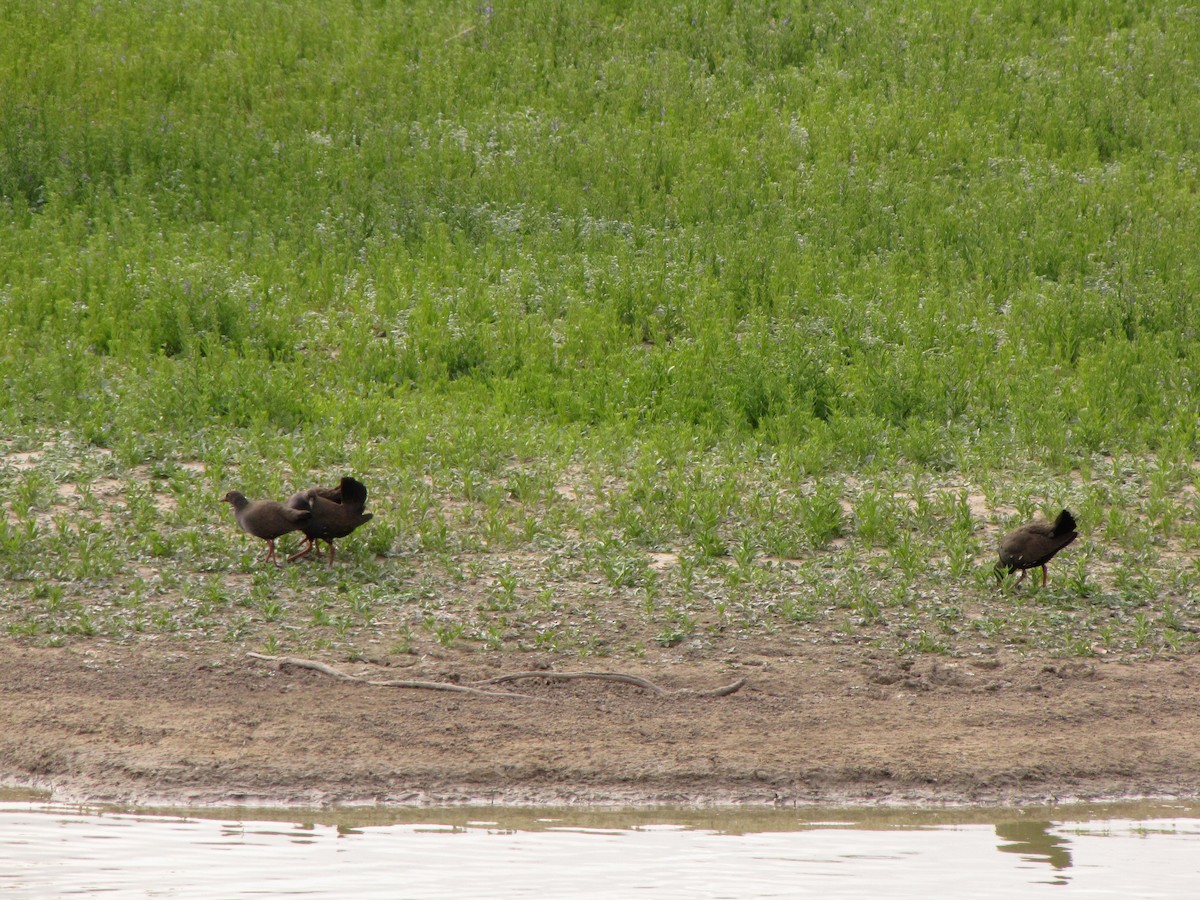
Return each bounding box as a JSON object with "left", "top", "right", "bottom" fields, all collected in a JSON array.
[{"left": 4, "top": 638, "right": 1200, "bottom": 809}]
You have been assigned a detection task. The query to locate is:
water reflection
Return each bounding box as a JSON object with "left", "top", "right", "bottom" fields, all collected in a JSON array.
[
  {"left": 995, "top": 819, "right": 1072, "bottom": 886},
  {"left": 2, "top": 794, "right": 1199, "bottom": 898},
  {"left": 75, "top": 797, "right": 1200, "bottom": 836}
]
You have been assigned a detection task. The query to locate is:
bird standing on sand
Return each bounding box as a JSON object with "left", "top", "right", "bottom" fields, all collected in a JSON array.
[
  {"left": 996, "top": 509, "right": 1078, "bottom": 587},
  {"left": 286, "top": 475, "right": 374, "bottom": 565},
  {"left": 221, "top": 490, "right": 312, "bottom": 567}
]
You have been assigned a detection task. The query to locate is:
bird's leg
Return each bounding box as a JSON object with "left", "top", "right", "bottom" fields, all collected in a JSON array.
[
  {"left": 1015, "top": 568, "right": 1027, "bottom": 585},
  {"left": 325, "top": 540, "right": 335, "bottom": 566},
  {"left": 287, "top": 538, "right": 315, "bottom": 563},
  {"left": 263, "top": 539, "right": 281, "bottom": 567},
  {"left": 1041, "top": 565, "right": 1048, "bottom": 587}
]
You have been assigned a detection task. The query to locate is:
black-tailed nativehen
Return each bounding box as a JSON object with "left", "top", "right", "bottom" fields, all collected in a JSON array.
[
  {"left": 221, "top": 490, "right": 311, "bottom": 566},
  {"left": 286, "top": 475, "right": 373, "bottom": 565},
  {"left": 996, "top": 509, "right": 1078, "bottom": 587}
]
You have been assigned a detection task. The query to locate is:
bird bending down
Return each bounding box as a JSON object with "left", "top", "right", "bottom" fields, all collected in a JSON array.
[
  {"left": 221, "top": 490, "right": 311, "bottom": 567},
  {"left": 996, "top": 508, "right": 1078, "bottom": 587},
  {"left": 286, "top": 475, "right": 374, "bottom": 565}
]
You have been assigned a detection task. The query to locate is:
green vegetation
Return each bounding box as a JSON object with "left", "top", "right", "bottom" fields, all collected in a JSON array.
[{"left": 2, "top": 1, "right": 1199, "bottom": 663}]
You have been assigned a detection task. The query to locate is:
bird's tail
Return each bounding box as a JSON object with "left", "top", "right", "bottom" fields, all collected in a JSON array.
[
  {"left": 339, "top": 476, "right": 369, "bottom": 513},
  {"left": 1053, "top": 509, "right": 1076, "bottom": 537}
]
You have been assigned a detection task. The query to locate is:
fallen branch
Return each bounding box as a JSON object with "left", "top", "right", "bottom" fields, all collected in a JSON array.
[
  {"left": 475, "top": 670, "right": 747, "bottom": 698},
  {"left": 247, "top": 653, "right": 530, "bottom": 699},
  {"left": 678, "top": 678, "right": 748, "bottom": 698},
  {"left": 362, "top": 679, "right": 531, "bottom": 700},
  {"left": 248, "top": 653, "right": 746, "bottom": 700},
  {"left": 248, "top": 652, "right": 357, "bottom": 681},
  {"left": 479, "top": 670, "right": 667, "bottom": 694}
]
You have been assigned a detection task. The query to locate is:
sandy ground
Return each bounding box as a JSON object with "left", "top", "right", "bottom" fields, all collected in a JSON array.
[{"left": 4, "top": 637, "right": 1200, "bottom": 809}]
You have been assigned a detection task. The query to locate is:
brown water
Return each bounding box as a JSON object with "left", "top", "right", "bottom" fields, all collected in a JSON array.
[{"left": 2, "top": 795, "right": 1198, "bottom": 897}]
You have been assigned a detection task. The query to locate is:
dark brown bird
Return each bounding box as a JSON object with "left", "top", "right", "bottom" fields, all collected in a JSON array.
[
  {"left": 221, "top": 490, "right": 311, "bottom": 566},
  {"left": 285, "top": 475, "right": 373, "bottom": 565},
  {"left": 996, "top": 509, "right": 1078, "bottom": 587}
]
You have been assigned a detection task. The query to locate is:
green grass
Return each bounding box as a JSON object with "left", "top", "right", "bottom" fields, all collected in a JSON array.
[{"left": 2, "top": 1, "right": 1200, "bottom": 663}]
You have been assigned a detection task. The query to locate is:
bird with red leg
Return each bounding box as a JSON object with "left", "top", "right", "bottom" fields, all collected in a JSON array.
[
  {"left": 221, "top": 491, "right": 311, "bottom": 567},
  {"left": 996, "top": 509, "right": 1078, "bottom": 587},
  {"left": 286, "top": 475, "right": 374, "bottom": 565}
]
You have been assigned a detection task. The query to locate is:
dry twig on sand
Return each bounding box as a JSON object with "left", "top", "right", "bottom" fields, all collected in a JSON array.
[
  {"left": 248, "top": 652, "right": 531, "bottom": 698},
  {"left": 475, "top": 670, "right": 747, "bottom": 698},
  {"left": 247, "top": 653, "right": 746, "bottom": 699}
]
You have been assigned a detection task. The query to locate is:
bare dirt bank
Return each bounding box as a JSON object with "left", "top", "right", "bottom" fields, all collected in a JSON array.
[{"left": 5, "top": 638, "right": 1200, "bottom": 809}]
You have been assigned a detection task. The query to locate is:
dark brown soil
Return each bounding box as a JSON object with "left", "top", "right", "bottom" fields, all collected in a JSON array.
[{"left": 4, "top": 637, "right": 1200, "bottom": 809}]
